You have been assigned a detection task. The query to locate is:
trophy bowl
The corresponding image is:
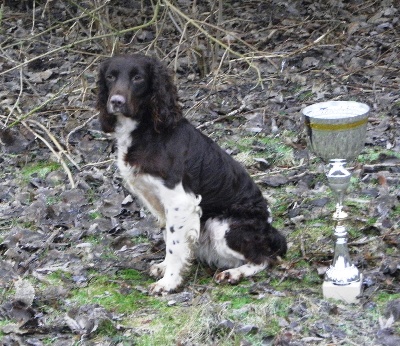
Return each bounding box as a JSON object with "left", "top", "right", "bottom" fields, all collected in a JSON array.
[{"left": 302, "top": 101, "right": 370, "bottom": 162}]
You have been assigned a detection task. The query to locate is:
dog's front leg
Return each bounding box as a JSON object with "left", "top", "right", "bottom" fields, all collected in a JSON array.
[{"left": 149, "top": 192, "right": 201, "bottom": 295}]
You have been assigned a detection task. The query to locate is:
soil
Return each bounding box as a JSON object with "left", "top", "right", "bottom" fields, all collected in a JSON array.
[{"left": 0, "top": 1, "right": 399, "bottom": 345}]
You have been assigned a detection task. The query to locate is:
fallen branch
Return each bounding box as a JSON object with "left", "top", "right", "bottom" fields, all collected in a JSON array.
[
  {"left": 21, "top": 121, "right": 76, "bottom": 188},
  {"left": 0, "top": 1, "right": 161, "bottom": 77}
]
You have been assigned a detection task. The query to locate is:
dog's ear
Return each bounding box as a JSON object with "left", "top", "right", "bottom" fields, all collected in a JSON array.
[
  {"left": 96, "top": 59, "right": 109, "bottom": 110},
  {"left": 149, "top": 57, "right": 182, "bottom": 131},
  {"left": 96, "top": 59, "right": 116, "bottom": 133}
]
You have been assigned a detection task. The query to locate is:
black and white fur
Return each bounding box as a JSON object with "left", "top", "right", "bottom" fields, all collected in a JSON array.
[{"left": 97, "top": 54, "right": 287, "bottom": 294}]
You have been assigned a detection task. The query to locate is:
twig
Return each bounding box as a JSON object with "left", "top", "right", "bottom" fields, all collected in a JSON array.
[
  {"left": 1, "top": 1, "right": 113, "bottom": 52},
  {"left": 21, "top": 121, "right": 76, "bottom": 188},
  {"left": 28, "top": 119, "right": 80, "bottom": 170},
  {"left": 4, "top": 68, "right": 23, "bottom": 127},
  {"left": 19, "top": 227, "right": 63, "bottom": 275},
  {"left": 196, "top": 101, "right": 247, "bottom": 130},
  {"left": 81, "top": 159, "right": 114, "bottom": 169},
  {"left": 7, "top": 81, "right": 74, "bottom": 128},
  {"left": 0, "top": 1, "right": 161, "bottom": 77},
  {"left": 162, "top": 0, "right": 265, "bottom": 87},
  {"left": 66, "top": 113, "right": 98, "bottom": 154}
]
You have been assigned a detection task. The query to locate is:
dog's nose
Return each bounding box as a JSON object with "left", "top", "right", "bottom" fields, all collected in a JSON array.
[{"left": 110, "top": 94, "right": 126, "bottom": 107}]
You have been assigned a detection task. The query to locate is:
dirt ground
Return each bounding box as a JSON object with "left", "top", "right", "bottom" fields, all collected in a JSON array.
[{"left": 0, "top": 1, "right": 399, "bottom": 345}]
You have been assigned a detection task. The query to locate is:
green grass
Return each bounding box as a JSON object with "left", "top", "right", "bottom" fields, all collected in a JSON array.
[
  {"left": 223, "top": 134, "right": 294, "bottom": 167},
  {"left": 65, "top": 269, "right": 296, "bottom": 345},
  {"left": 20, "top": 161, "right": 61, "bottom": 183},
  {"left": 214, "top": 285, "right": 255, "bottom": 308},
  {"left": 89, "top": 210, "right": 102, "bottom": 220},
  {"left": 0, "top": 319, "right": 10, "bottom": 339},
  {"left": 358, "top": 147, "right": 400, "bottom": 164},
  {"left": 70, "top": 269, "right": 156, "bottom": 313}
]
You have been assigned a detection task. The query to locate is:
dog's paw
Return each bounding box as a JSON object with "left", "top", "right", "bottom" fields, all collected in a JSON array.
[
  {"left": 148, "top": 277, "right": 180, "bottom": 296},
  {"left": 215, "top": 269, "right": 243, "bottom": 285},
  {"left": 149, "top": 262, "right": 166, "bottom": 278}
]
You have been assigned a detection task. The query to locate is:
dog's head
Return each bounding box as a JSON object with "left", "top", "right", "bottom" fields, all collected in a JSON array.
[{"left": 96, "top": 54, "right": 182, "bottom": 133}]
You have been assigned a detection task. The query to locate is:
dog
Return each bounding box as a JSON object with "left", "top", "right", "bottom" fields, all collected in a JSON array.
[{"left": 97, "top": 54, "right": 287, "bottom": 294}]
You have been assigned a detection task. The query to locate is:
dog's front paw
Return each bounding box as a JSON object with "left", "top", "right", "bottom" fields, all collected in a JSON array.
[
  {"left": 215, "top": 269, "right": 243, "bottom": 285},
  {"left": 149, "top": 262, "right": 166, "bottom": 278},
  {"left": 148, "top": 277, "right": 180, "bottom": 296}
]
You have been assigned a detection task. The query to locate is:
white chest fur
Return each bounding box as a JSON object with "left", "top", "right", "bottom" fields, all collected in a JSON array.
[
  {"left": 114, "top": 116, "right": 138, "bottom": 178},
  {"left": 113, "top": 116, "right": 166, "bottom": 224}
]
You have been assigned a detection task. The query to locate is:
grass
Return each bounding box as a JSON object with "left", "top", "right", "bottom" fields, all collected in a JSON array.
[
  {"left": 89, "top": 210, "right": 102, "bottom": 220},
  {"left": 64, "top": 268, "right": 296, "bottom": 345},
  {"left": 0, "top": 319, "right": 9, "bottom": 340},
  {"left": 222, "top": 133, "right": 295, "bottom": 167},
  {"left": 70, "top": 269, "right": 156, "bottom": 313},
  {"left": 358, "top": 147, "right": 400, "bottom": 164},
  {"left": 20, "top": 161, "right": 61, "bottom": 183}
]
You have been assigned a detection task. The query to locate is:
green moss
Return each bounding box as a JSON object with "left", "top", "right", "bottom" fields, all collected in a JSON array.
[
  {"left": 390, "top": 204, "right": 400, "bottom": 218},
  {"left": 89, "top": 211, "right": 102, "bottom": 220},
  {"left": 223, "top": 134, "right": 294, "bottom": 167},
  {"left": 358, "top": 147, "right": 400, "bottom": 164},
  {"left": 70, "top": 270, "right": 155, "bottom": 313},
  {"left": 46, "top": 195, "right": 61, "bottom": 206},
  {"left": 375, "top": 292, "right": 400, "bottom": 304},
  {"left": 298, "top": 90, "right": 314, "bottom": 101},
  {"left": 0, "top": 318, "right": 10, "bottom": 339},
  {"left": 133, "top": 235, "right": 150, "bottom": 245},
  {"left": 214, "top": 285, "right": 255, "bottom": 309},
  {"left": 20, "top": 161, "right": 61, "bottom": 183}
]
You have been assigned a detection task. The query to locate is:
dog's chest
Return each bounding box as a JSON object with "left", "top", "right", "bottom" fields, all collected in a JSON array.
[{"left": 115, "top": 116, "right": 138, "bottom": 178}]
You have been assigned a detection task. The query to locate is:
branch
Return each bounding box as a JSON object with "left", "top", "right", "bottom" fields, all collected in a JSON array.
[{"left": 0, "top": 1, "right": 161, "bottom": 77}]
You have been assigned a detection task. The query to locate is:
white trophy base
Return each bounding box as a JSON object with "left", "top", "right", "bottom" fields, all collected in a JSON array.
[{"left": 322, "top": 274, "right": 363, "bottom": 304}]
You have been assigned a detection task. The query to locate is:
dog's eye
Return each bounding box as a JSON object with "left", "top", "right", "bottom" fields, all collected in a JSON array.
[
  {"left": 106, "top": 74, "right": 116, "bottom": 82},
  {"left": 132, "top": 75, "right": 143, "bottom": 82}
]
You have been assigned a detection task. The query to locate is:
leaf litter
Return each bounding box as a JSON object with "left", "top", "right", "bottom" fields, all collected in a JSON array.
[{"left": 0, "top": 0, "right": 399, "bottom": 345}]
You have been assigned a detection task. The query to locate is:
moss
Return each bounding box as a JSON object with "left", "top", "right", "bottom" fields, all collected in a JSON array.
[
  {"left": 222, "top": 134, "right": 295, "bottom": 167},
  {"left": 20, "top": 161, "right": 61, "bottom": 182},
  {"left": 214, "top": 285, "right": 255, "bottom": 309},
  {"left": 70, "top": 270, "right": 155, "bottom": 314},
  {"left": 89, "top": 211, "right": 102, "bottom": 220},
  {"left": 358, "top": 147, "right": 400, "bottom": 164}
]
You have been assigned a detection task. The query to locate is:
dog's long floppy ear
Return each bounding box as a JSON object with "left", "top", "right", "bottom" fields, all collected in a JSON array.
[
  {"left": 149, "top": 57, "right": 182, "bottom": 132},
  {"left": 96, "top": 59, "right": 116, "bottom": 133}
]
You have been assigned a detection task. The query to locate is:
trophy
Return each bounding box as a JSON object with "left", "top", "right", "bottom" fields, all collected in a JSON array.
[{"left": 302, "top": 101, "right": 370, "bottom": 303}]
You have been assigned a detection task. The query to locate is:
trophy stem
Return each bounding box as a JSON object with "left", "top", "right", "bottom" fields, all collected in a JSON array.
[
  {"left": 322, "top": 159, "right": 362, "bottom": 303},
  {"left": 326, "top": 159, "right": 350, "bottom": 219},
  {"left": 324, "top": 159, "right": 360, "bottom": 285}
]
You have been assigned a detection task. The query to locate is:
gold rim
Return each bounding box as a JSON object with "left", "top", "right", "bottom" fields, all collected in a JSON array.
[{"left": 306, "top": 118, "right": 368, "bottom": 131}]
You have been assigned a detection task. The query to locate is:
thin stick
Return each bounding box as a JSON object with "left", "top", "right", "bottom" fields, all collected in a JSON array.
[
  {"left": 28, "top": 120, "right": 80, "bottom": 170},
  {"left": 21, "top": 122, "right": 76, "bottom": 188},
  {"left": 7, "top": 81, "right": 74, "bottom": 128},
  {"left": 66, "top": 113, "right": 98, "bottom": 154},
  {"left": 163, "top": 0, "right": 264, "bottom": 86},
  {"left": 4, "top": 68, "right": 23, "bottom": 127},
  {"left": 0, "top": 1, "right": 161, "bottom": 77}
]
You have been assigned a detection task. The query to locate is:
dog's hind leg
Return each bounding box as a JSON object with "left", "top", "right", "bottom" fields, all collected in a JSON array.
[{"left": 196, "top": 217, "right": 284, "bottom": 285}]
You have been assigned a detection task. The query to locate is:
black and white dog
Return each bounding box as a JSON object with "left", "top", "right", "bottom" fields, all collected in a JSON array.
[{"left": 97, "top": 54, "right": 287, "bottom": 294}]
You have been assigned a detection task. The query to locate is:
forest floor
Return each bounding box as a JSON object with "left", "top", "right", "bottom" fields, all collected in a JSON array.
[{"left": 0, "top": 1, "right": 399, "bottom": 345}]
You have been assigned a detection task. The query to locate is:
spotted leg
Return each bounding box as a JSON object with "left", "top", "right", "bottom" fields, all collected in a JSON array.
[{"left": 149, "top": 185, "right": 201, "bottom": 295}]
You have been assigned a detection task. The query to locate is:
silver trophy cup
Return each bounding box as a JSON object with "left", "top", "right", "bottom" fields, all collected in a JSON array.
[{"left": 302, "top": 101, "right": 370, "bottom": 303}]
